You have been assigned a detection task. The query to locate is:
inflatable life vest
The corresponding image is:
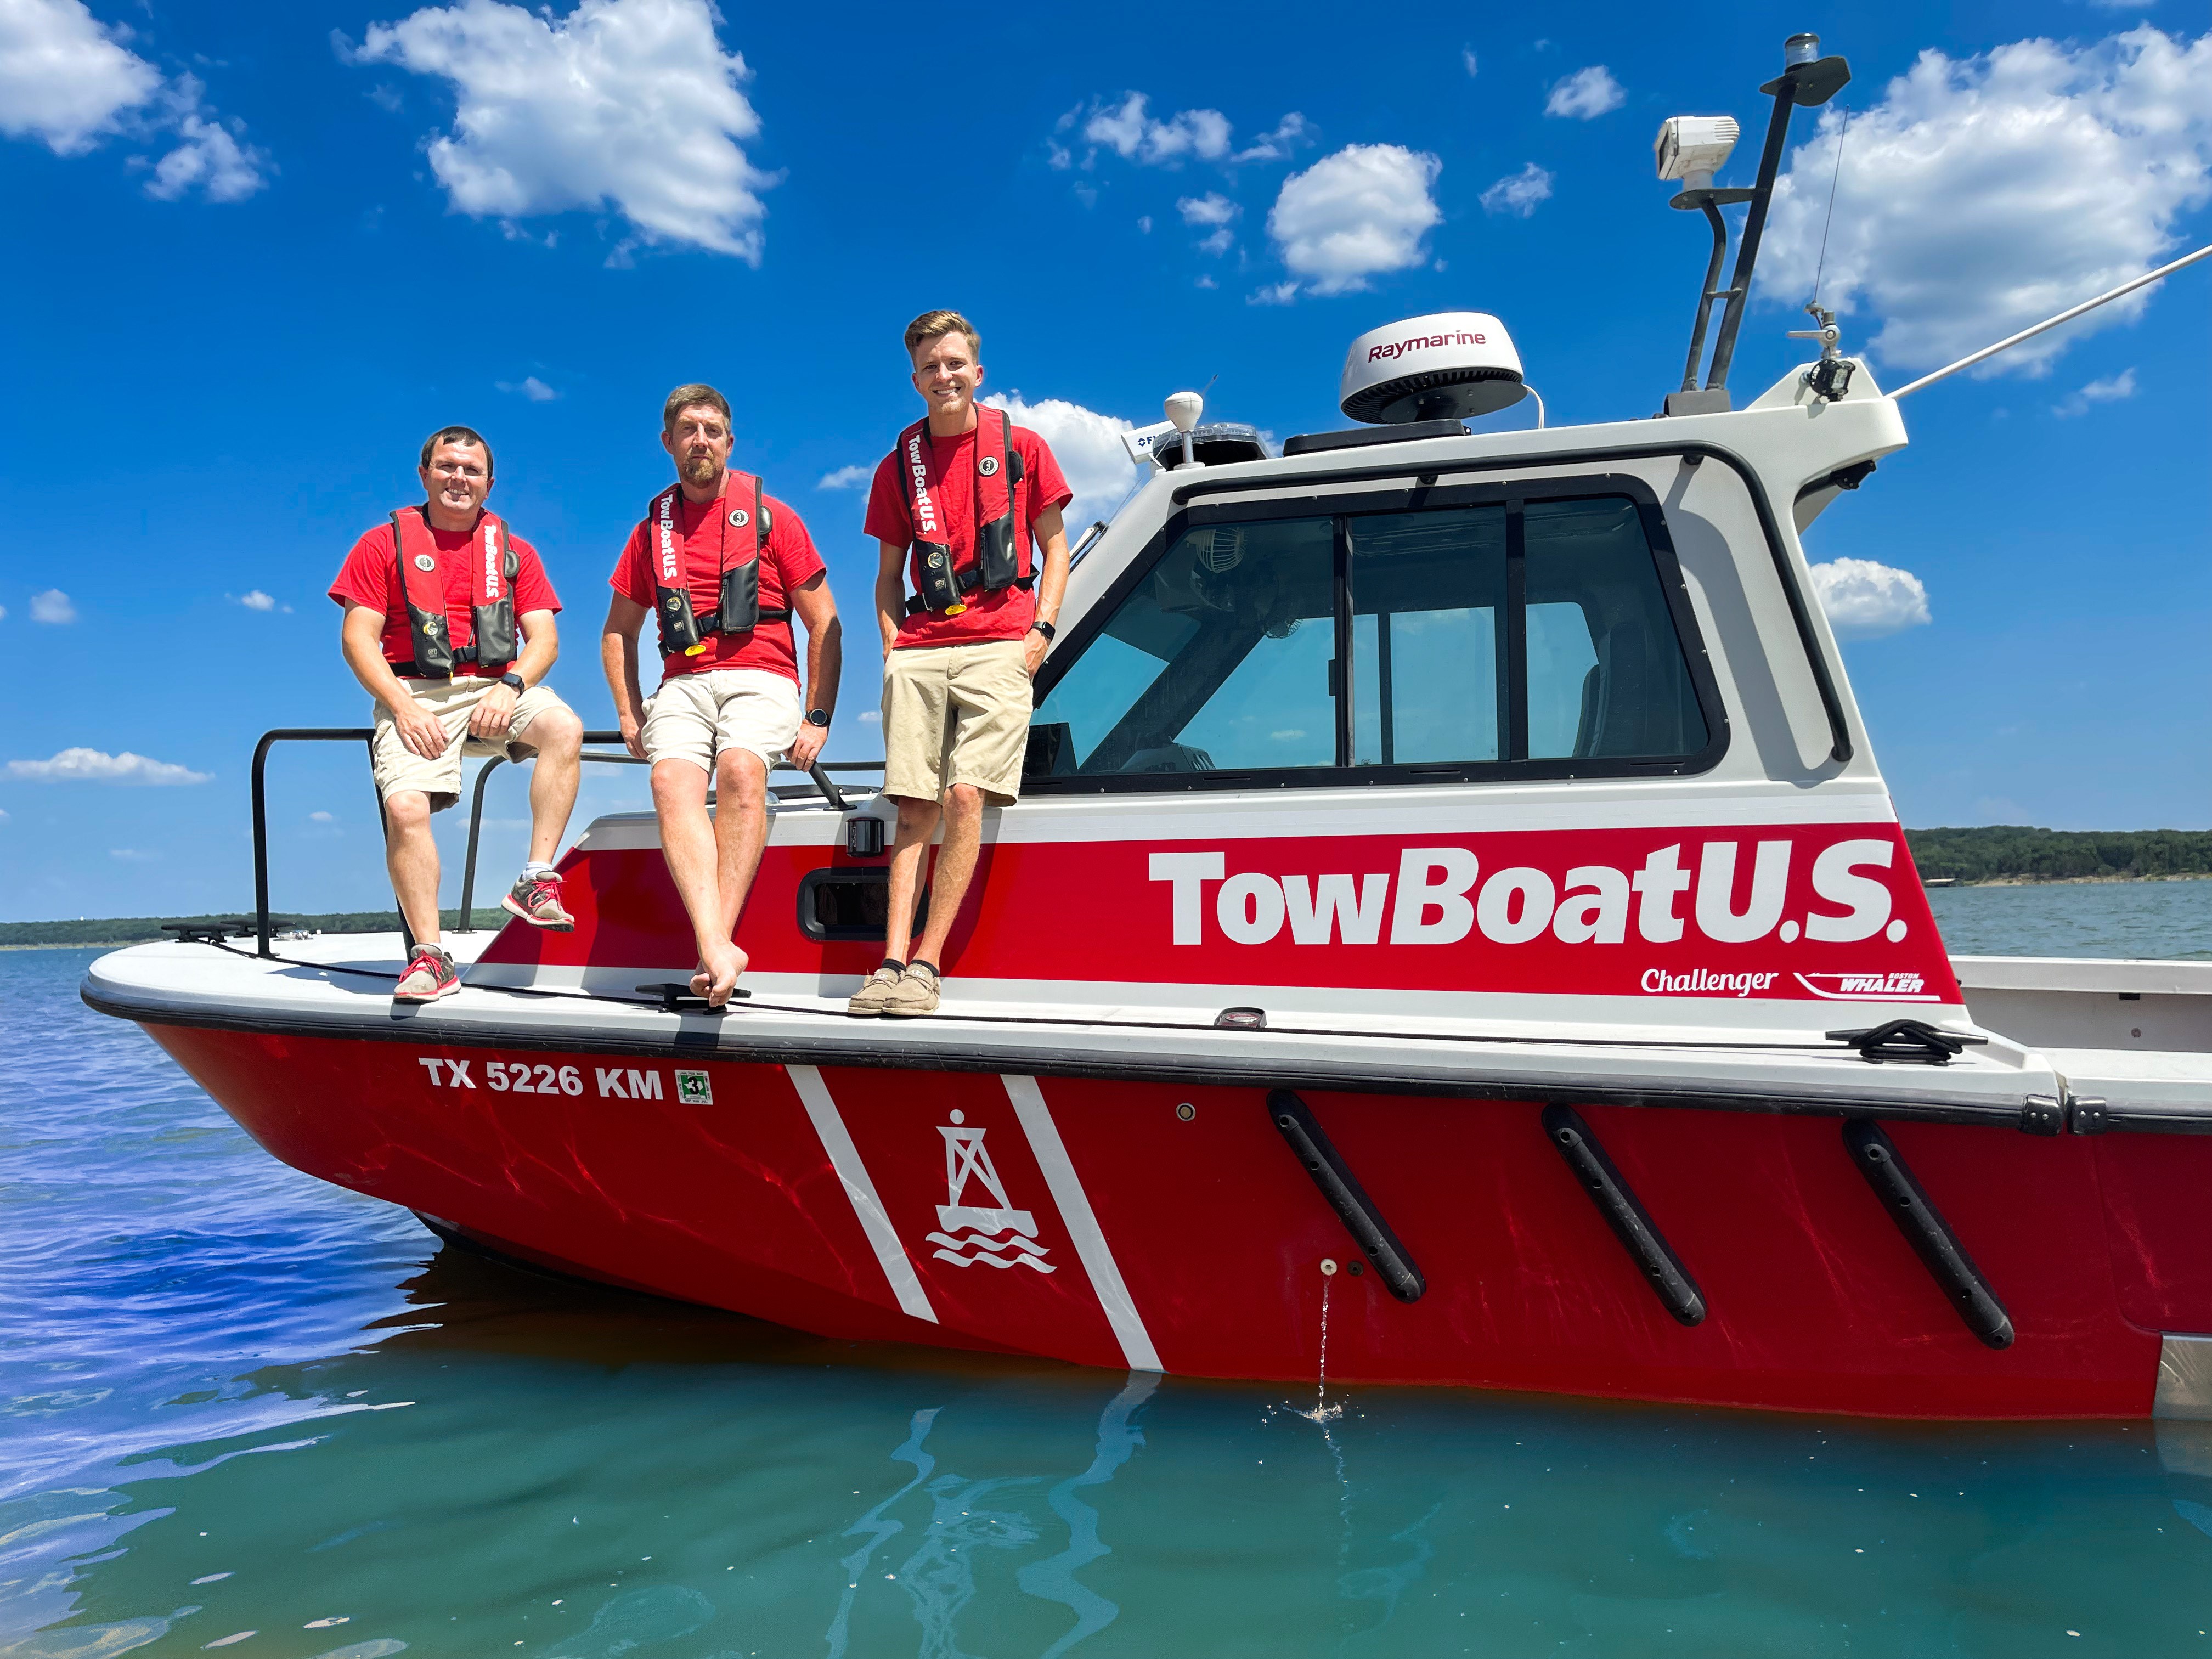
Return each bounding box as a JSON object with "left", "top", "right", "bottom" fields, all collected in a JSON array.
[
  {"left": 387, "top": 506, "right": 518, "bottom": 678},
  {"left": 898, "top": 405, "right": 1030, "bottom": 617},
  {"left": 647, "top": 471, "right": 792, "bottom": 659}
]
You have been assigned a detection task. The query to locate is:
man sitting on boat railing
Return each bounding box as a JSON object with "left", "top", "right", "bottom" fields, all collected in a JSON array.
[
  {"left": 601, "top": 384, "right": 843, "bottom": 1008},
  {"left": 330, "top": 425, "right": 586, "bottom": 1003}
]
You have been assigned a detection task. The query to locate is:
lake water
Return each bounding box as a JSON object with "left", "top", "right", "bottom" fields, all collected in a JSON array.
[{"left": 9, "top": 884, "right": 2212, "bottom": 1658}]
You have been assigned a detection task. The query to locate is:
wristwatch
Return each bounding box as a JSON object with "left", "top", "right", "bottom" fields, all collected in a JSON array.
[
  {"left": 805, "top": 708, "right": 831, "bottom": 728},
  {"left": 499, "top": 672, "right": 526, "bottom": 692},
  {"left": 1029, "top": 619, "right": 1057, "bottom": 641}
]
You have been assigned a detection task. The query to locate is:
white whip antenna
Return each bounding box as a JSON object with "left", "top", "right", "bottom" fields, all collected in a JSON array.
[{"left": 1890, "top": 244, "right": 2212, "bottom": 399}]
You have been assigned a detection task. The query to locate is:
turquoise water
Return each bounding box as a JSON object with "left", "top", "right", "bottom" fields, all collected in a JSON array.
[{"left": 9, "top": 883, "right": 2212, "bottom": 1657}]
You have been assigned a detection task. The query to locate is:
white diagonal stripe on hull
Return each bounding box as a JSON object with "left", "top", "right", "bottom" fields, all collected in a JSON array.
[
  {"left": 787, "top": 1065, "right": 937, "bottom": 1324},
  {"left": 1003, "top": 1074, "right": 1164, "bottom": 1373}
]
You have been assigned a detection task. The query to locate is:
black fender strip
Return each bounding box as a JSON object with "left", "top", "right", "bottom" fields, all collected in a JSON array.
[
  {"left": 1267, "top": 1088, "right": 1425, "bottom": 1304},
  {"left": 1842, "top": 1118, "right": 2014, "bottom": 1350},
  {"left": 1541, "top": 1105, "right": 1706, "bottom": 1327}
]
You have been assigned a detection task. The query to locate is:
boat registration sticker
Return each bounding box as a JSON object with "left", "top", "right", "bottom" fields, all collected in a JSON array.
[{"left": 675, "top": 1069, "right": 713, "bottom": 1105}]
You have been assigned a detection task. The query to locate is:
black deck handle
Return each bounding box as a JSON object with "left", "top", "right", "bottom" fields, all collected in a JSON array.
[
  {"left": 1267, "top": 1089, "right": 1425, "bottom": 1303},
  {"left": 1843, "top": 1118, "right": 2013, "bottom": 1349},
  {"left": 1542, "top": 1105, "right": 1706, "bottom": 1326}
]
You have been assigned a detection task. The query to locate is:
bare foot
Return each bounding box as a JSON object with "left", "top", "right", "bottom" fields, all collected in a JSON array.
[{"left": 701, "top": 941, "right": 747, "bottom": 1008}]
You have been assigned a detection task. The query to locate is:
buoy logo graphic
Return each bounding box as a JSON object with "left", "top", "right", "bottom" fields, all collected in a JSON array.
[{"left": 924, "top": 1110, "right": 1053, "bottom": 1273}]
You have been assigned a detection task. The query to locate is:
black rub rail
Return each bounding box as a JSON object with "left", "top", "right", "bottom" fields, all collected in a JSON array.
[{"left": 249, "top": 726, "right": 879, "bottom": 961}]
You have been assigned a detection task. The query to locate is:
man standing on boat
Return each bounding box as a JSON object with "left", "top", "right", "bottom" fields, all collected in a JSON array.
[
  {"left": 331, "top": 425, "right": 587, "bottom": 1003},
  {"left": 847, "top": 311, "right": 1072, "bottom": 1018},
  {"left": 601, "top": 385, "right": 842, "bottom": 1008}
]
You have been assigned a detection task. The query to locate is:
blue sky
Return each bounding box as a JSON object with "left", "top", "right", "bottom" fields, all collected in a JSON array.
[{"left": 1, "top": 0, "right": 2205, "bottom": 922}]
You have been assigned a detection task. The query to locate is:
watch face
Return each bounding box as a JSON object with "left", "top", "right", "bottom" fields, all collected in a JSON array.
[{"left": 808, "top": 710, "right": 830, "bottom": 727}]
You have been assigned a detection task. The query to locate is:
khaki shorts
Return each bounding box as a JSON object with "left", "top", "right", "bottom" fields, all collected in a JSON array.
[
  {"left": 371, "top": 676, "right": 573, "bottom": 812},
  {"left": 643, "top": 669, "right": 803, "bottom": 776},
  {"left": 882, "top": 638, "right": 1032, "bottom": 805}
]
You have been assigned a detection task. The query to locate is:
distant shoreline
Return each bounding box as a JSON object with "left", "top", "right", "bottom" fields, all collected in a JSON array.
[{"left": 1940, "top": 873, "right": 2212, "bottom": 889}]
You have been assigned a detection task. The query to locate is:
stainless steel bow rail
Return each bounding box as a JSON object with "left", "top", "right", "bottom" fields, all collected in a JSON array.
[{"left": 247, "top": 726, "right": 880, "bottom": 960}]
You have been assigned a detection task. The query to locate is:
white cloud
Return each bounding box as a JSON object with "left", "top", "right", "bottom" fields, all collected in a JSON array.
[
  {"left": 144, "top": 83, "right": 269, "bottom": 203},
  {"left": 1081, "top": 92, "right": 1229, "bottom": 166},
  {"left": 983, "top": 392, "right": 1139, "bottom": 534},
  {"left": 1463, "top": 47, "right": 1479, "bottom": 78},
  {"left": 1545, "top": 65, "right": 1624, "bottom": 120},
  {"left": 1136, "top": 214, "right": 1152, "bottom": 234},
  {"left": 498, "top": 374, "right": 557, "bottom": 401},
  {"left": 0, "top": 0, "right": 158, "bottom": 153},
  {"left": 816, "top": 464, "right": 869, "bottom": 490},
  {"left": 1265, "top": 144, "right": 1441, "bottom": 297},
  {"left": 109, "top": 847, "right": 161, "bottom": 861},
  {"left": 29, "top": 588, "right": 74, "bottom": 623},
  {"left": 235, "top": 590, "right": 276, "bottom": 611},
  {"left": 1178, "top": 191, "right": 1238, "bottom": 226},
  {"left": 0, "top": 605, "right": 8, "bottom": 620},
  {"left": 1480, "top": 162, "right": 1553, "bottom": 218},
  {"left": 309, "top": 810, "right": 335, "bottom": 822},
  {"left": 1179, "top": 191, "right": 1239, "bottom": 255},
  {"left": 1763, "top": 28, "right": 2212, "bottom": 376},
  {"left": 1246, "top": 280, "right": 1298, "bottom": 306},
  {"left": 9, "top": 747, "right": 213, "bottom": 784},
  {"left": 858, "top": 710, "right": 879, "bottom": 724},
  {"left": 1231, "top": 112, "right": 1313, "bottom": 164},
  {"left": 0, "top": 5, "right": 264, "bottom": 199},
  {"left": 354, "top": 0, "right": 775, "bottom": 262},
  {"left": 1809, "top": 558, "right": 1932, "bottom": 639},
  {"left": 2054, "top": 366, "right": 2138, "bottom": 415}
]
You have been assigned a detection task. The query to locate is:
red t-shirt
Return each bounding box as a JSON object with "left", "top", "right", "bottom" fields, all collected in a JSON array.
[
  {"left": 863, "top": 417, "right": 1072, "bottom": 648},
  {"left": 608, "top": 473, "right": 825, "bottom": 684},
  {"left": 329, "top": 513, "right": 561, "bottom": 676}
]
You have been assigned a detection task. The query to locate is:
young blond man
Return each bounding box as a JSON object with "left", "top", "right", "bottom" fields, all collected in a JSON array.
[
  {"left": 330, "top": 426, "right": 586, "bottom": 1003},
  {"left": 601, "top": 385, "right": 842, "bottom": 1007},
  {"left": 850, "top": 312, "right": 1072, "bottom": 1017}
]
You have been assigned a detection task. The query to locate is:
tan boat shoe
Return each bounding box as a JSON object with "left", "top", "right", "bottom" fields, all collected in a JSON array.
[
  {"left": 878, "top": 961, "right": 941, "bottom": 1018},
  {"left": 845, "top": 963, "right": 906, "bottom": 1017}
]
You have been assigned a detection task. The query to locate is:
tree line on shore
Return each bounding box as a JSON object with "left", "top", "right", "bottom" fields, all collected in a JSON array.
[
  {"left": 1, "top": 910, "right": 506, "bottom": 949},
  {"left": 1905, "top": 827, "right": 2212, "bottom": 884}
]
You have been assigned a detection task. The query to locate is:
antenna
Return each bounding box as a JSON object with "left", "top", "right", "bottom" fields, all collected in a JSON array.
[
  {"left": 1658, "top": 31, "right": 1850, "bottom": 416},
  {"left": 1890, "top": 242, "right": 2212, "bottom": 399}
]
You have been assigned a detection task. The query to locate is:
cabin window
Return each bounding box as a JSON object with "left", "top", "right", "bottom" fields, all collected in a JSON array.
[
  {"left": 1027, "top": 484, "right": 1713, "bottom": 788},
  {"left": 1029, "top": 516, "right": 1338, "bottom": 776}
]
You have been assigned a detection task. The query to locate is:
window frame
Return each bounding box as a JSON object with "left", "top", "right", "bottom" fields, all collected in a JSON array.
[{"left": 1024, "top": 470, "right": 1730, "bottom": 795}]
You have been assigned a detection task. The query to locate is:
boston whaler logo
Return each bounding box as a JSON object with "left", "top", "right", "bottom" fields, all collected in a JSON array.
[
  {"left": 923, "top": 1110, "right": 1053, "bottom": 1273},
  {"left": 1795, "top": 970, "right": 1936, "bottom": 1002}
]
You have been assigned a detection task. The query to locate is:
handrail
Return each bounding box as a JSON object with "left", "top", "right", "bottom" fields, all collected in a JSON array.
[{"left": 251, "top": 726, "right": 885, "bottom": 955}]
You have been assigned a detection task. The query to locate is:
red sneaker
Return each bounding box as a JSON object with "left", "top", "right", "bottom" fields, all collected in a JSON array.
[
  {"left": 394, "top": 943, "right": 459, "bottom": 1003},
  {"left": 501, "top": 870, "right": 575, "bottom": 930}
]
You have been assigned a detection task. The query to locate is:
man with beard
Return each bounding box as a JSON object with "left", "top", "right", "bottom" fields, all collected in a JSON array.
[
  {"left": 601, "top": 385, "right": 842, "bottom": 1007},
  {"left": 330, "top": 424, "right": 586, "bottom": 1003},
  {"left": 847, "top": 311, "right": 1071, "bottom": 1018}
]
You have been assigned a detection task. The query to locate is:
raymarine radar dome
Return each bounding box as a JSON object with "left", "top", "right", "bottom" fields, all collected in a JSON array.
[{"left": 1339, "top": 312, "right": 1526, "bottom": 424}]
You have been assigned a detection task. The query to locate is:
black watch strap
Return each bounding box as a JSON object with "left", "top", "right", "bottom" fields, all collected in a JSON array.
[
  {"left": 1029, "top": 619, "right": 1057, "bottom": 641},
  {"left": 499, "top": 672, "right": 526, "bottom": 692},
  {"left": 806, "top": 708, "right": 831, "bottom": 727}
]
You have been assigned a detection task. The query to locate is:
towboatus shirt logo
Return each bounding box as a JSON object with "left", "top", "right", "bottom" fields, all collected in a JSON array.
[
  {"left": 923, "top": 1110, "right": 1053, "bottom": 1273},
  {"left": 1071, "top": 825, "right": 1960, "bottom": 1005}
]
